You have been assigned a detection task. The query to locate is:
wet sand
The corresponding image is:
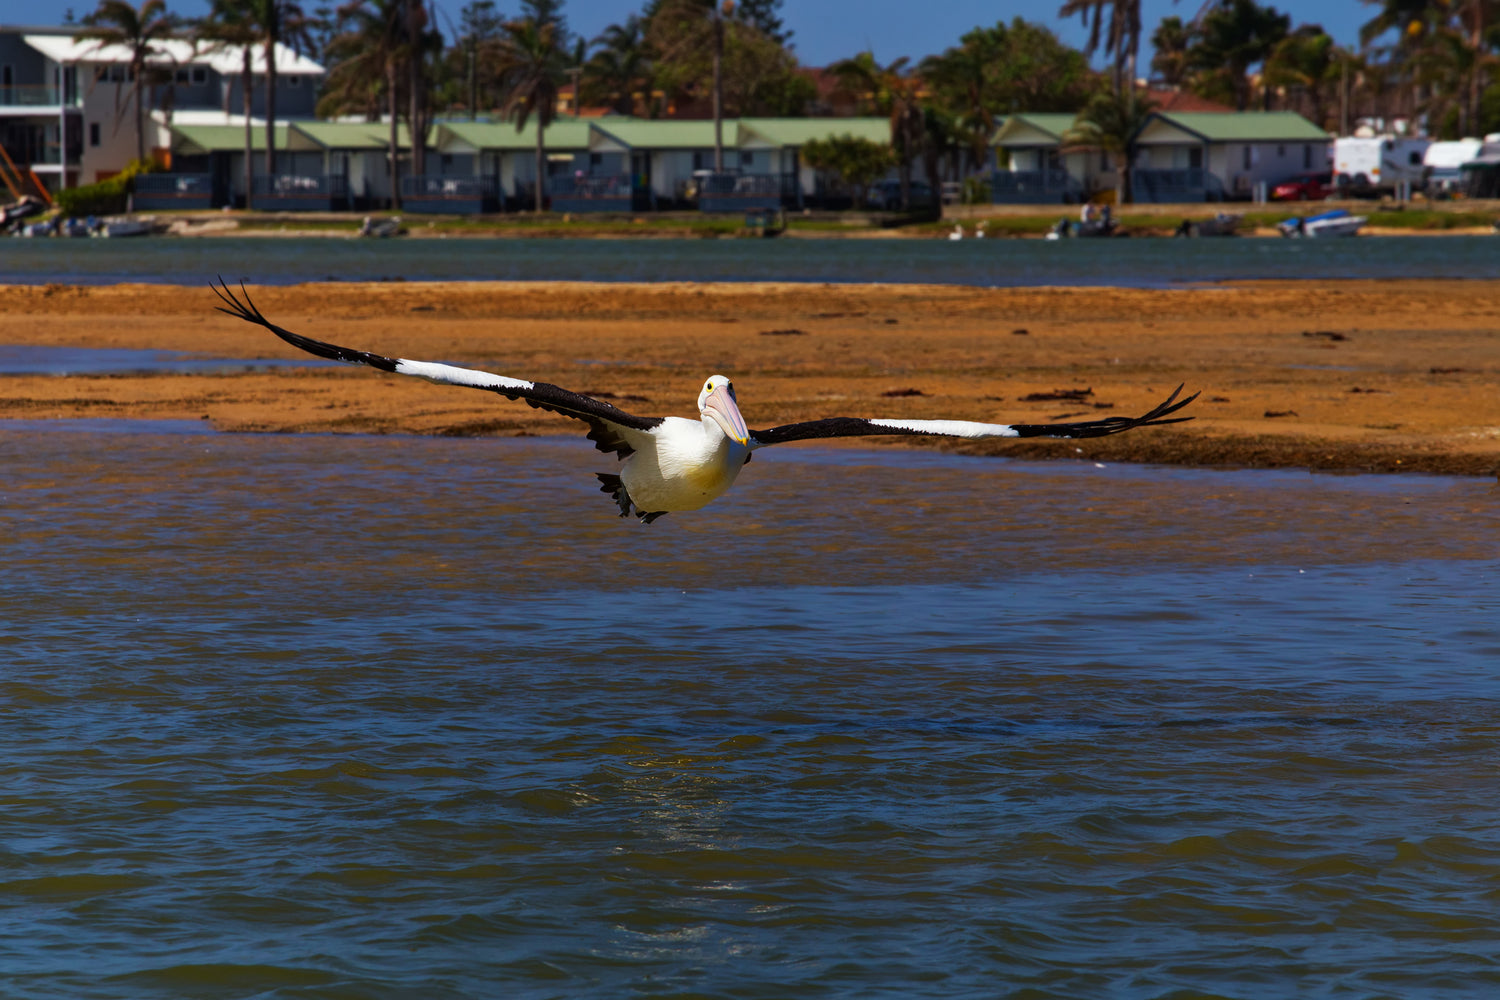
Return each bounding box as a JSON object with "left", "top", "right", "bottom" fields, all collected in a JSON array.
[{"left": 2, "top": 279, "right": 1498, "bottom": 476}]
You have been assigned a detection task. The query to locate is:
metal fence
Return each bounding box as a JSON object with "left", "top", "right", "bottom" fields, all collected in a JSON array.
[
  {"left": 400, "top": 174, "right": 499, "bottom": 213},
  {"left": 990, "top": 169, "right": 1082, "bottom": 204},
  {"left": 133, "top": 172, "right": 216, "bottom": 209},
  {"left": 697, "top": 172, "right": 795, "bottom": 212},
  {"left": 1132, "top": 168, "right": 1225, "bottom": 203},
  {"left": 249, "top": 174, "right": 350, "bottom": 210}
]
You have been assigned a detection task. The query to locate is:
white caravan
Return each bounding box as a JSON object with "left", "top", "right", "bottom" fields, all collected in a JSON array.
[{"left": 1333, "top": 136, "right": 1431, "bottom": 193}]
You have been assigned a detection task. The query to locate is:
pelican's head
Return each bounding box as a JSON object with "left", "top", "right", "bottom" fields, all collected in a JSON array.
[{"left": 698, "top": 374, "right": 750, "bottom": 446}]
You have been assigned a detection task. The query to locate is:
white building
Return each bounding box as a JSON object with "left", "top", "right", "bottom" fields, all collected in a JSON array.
[{"left": 0, "top": 24, "right": 322, "bottom": 196}]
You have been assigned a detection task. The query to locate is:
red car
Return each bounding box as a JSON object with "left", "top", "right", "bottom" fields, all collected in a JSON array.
[{"left": 1273, "top": 171, "right": 1335, "bottom": 201}]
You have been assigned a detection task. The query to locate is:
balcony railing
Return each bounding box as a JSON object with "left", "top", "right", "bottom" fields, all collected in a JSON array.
[
  {"left": 697, "top": 172, "right": 795, "bottom": 211},
  {"left": 133, "top": 172, "right": 217, "bottom": 209},
  {"left": 991, "top": 168, "right": 1081, "bottom": 204},
  {"left": 136, "top": 173, "right": 213, "bottom": 195},
  {"left": 549, "top": 173, "right": 646, "bottom": 212},
  {"left": 0, "top": 85, "right": 76, "bottom": 108},
  {"left": 400, "top": 174, "right": 499, "bottom": 213},
  {"left": 1132, "top": 167, "right": 1225, "bottom": 203},
  {"left": 249, "top": 173, "right": 350, "bottom": 210}
]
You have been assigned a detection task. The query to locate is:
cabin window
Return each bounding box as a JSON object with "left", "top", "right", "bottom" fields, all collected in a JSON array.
[
  {"left": 589, "top": 152, "right": 602, "bottom": 167},
  {"left": 1189, "top": 146, "right": 1203, "bottom": 169},
  {"left": 2, "top": 65, "right": 13, "bottom": 90},
  {"left": 175, "top": 68, "right": 189, "bottom": 83},
  {"left": 692, "top": 151, "right": 705, "bottom": 170},
  {"left": 287, "top": 75, "right": 301, "bottom": 87},
  {"left": 740, "top": 151, "right": 753, "bottom": 167},
  {"left": 1303, "top": 144, "right": 1312, "bottom": 168},
  {"left": 192, "top": 67, "right": 207, "bottom": 85},
  {"left": 1409, "top": 151, "right": 1422, "bottom": 165},
  {"left": 89, "top": 122, "right": 100, "bottom": 147},
  {"left": 1242, "top": 145, "right": 1253, "bottom": 169}
]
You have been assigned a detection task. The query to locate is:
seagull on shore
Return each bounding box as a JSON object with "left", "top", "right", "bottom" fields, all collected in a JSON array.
[{"left": 214, "top": 280, "right": 1197, "bottom": 523}]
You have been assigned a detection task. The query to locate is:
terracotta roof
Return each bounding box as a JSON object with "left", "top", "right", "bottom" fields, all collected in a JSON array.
[{"left": 1145, "top": 88, "right": 1234, "bottom": 114}]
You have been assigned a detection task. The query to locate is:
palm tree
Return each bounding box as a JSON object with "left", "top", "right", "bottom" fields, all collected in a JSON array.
[
  {"left": 1186, "top": 0, "right": 1291, "bottom": 110},
  {"left": 648, "top": 0, "right": 730, "bottom": 171},
  {"left": 496, "top": 15, "right": 566, "bottom": 213},
  {"left": 1263, "top": 25, "right": 1341, "bottom": 128},
  {"left": 1359, "top": 0, "right": 1447, "bottom": 126},
  {"left": 1149, "top": 15, "right": 1191, "bottom": 88},
  {"left": 324, "top": 0, "right": 407, "bottom": 205},
  {"left": 1058, "top": 0, "right": 1142, "bottom": 99},
  {"left": 919, "top": 31, "right": 1001, "bottom": 177},
  {"left": 256, "top": 0, "right": 316, "bottom": 178},
  {"left": 455, "top": 0, "right": 505, "bottom": 117},
  {"left": 195, "top": 0, "right": 259, "bottom": 206},
  {"left": 79, "top": 0, "right": 177, "bottom": 164},
  {"left": 830, "top": 52, "right": 924, "bottom": 209},
  {"left": 1062, "top": 88, "right": 1156, "bottom": 204},
  {"left": 586, "top": 16, "right": 651, "bottom": 116},
  {"left": 403, "top": 0, "right": 441, "bottom": 179}
]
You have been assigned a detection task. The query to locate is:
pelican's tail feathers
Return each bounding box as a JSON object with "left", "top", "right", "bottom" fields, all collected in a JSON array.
[
  {"left": 596, "top": 473, "right": 633, "bottom": 518},
  {"left": 595, "top": 473, "right": 668, "bottom": 523}
]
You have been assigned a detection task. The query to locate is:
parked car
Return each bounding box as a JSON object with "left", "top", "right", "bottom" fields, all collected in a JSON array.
[
  {"left": 865, "top": 180, "right": 934, "bottom": 209},
  {"left": 1272, "top": 171, "right": 1335, "bottom": 201}
]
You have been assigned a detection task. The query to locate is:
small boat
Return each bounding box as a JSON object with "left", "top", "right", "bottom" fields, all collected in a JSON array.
[
  {"left": 1, "top": 194, "right": 45, "bottom": 229},
  {"left": 1176, "top": 213, "right": 1241, "bottom": 237},
  {"left": 96, "top": 216, "right": 153, "bottom": 237},
  {"left": 359, "top": 215, "right": 403, "bottom": 238},
  {"left": 58, "top": 217, "right": 94, "bottom": 238},
  {"left": 1046, "top": 216, "right": 1120, "bottom": 239},
  {"left": 1278, "top": 209, "right": 1365, "bottom": 238},
  {"left": 18, "top": 218, "right": 54, "bottom": 238}
]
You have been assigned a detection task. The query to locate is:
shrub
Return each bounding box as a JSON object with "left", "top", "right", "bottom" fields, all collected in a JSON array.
[{"left": 54, "top": 159, "right": 158, "bottom": 217}]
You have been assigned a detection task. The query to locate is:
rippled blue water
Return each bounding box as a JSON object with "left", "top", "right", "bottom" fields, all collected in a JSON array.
[
  {"left": 3, "top": 425, "right": 1499, "bottom": 998},
  {"left": 3, "top": 233, "right": 1500, "bottom": 287}
]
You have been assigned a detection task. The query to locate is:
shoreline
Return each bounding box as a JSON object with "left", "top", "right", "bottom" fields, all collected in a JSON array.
[
  {"left": 119, "top": 201, "right": 1500, "bottom": 240},
  {"left": 1, "top": 278, "right": 1497, "bottom": 478}
]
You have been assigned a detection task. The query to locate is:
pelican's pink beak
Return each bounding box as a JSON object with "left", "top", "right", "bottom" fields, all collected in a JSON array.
[{"left": 703, "top": 384, "right": 750, "bottom": 445}]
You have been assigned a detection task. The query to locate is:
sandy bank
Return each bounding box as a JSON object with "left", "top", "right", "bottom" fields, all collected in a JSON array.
[{"left": 1, "top": 278, "right": 1498, "bottom": 477}]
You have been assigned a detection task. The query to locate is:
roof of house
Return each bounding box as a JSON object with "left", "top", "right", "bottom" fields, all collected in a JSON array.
[
  {"left": 23, "top": 34, "right": 323, "bottom": 75},
  {"left": 295, "top": 121, "right": 414, "bottom": 149},
  {"left": 738, "top": 117, "right": 890, "bottom": 147},
  {"left": 170, "top": 123, "right": 293, "bottom": 154},
  {"left": 170, "top": 120, "right": 415, "bottom": 153},
  {"left": 1144, "top": 89, "right": 1235, "bottom": 114},
  {"left": 993, "top": 113, "right": 1078, "bottom": 146},
  {"left": 1138, "top": 111, "right": 1329, "bottom": 143},
  {"left": 590, "top": 119, "right": 730, "bottom": 149},
  {"left": 434, "top": 119, "right": 593, "bottom": 151}
]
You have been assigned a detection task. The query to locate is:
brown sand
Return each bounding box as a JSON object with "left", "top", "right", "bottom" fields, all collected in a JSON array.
[{"left": 2, "top": 279, "right": 1499, "bottom": 476}]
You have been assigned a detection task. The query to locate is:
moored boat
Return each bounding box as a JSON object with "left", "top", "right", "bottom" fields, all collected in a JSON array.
[
  {"left": 1278, "top": 209, "right": 1366, "bottom": 238},
  {"left": 96, "top": 216, "right": 154, "bottom": 237}
]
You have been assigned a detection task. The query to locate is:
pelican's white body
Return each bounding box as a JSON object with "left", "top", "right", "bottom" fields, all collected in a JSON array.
[{"left": 622, "top": 415, "right": 750, "bottom": 512}]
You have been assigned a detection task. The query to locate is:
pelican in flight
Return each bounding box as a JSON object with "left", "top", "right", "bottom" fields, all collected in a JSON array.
[{"left": 214, "top": 280, "right": 1196, "bottom": 523}]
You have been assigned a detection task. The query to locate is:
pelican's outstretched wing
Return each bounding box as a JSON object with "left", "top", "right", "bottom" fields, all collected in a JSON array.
[
  {"left": 213, "top": 279, "right": 662, "bottom": 457},
  {"left": 749, "top": 385, "right": 1197, "bottom": 449}
]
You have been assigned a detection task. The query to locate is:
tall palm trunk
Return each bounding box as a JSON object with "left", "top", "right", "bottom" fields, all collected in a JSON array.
[
  {"left": 388, "top": 61, "right": 401, "bottom": 208},
  {"left": 1468, "top": 2, "right": 1484, "bottom": 137},
  {"left": 264, "top": 31, "right": 278, "bottom": 178},
  {"left": 534, "top": 115, "right": 545, "bottom": 212},
  {"left": 132, "top": 57, "right": 145, "bottom": 162},
  {"left": 242, "top": 49, "right": 253, "bottom": 208},
  {"left": 408, "top": 0, "right": 426, "bottom": 179},
  {"left": 711, "top": 7, "right": 723, "bottom": 173}
]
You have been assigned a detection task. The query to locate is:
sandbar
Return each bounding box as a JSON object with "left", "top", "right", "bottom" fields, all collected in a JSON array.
[{"left": 1, "top": 278, "right": 1497, "bottom": 477}]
